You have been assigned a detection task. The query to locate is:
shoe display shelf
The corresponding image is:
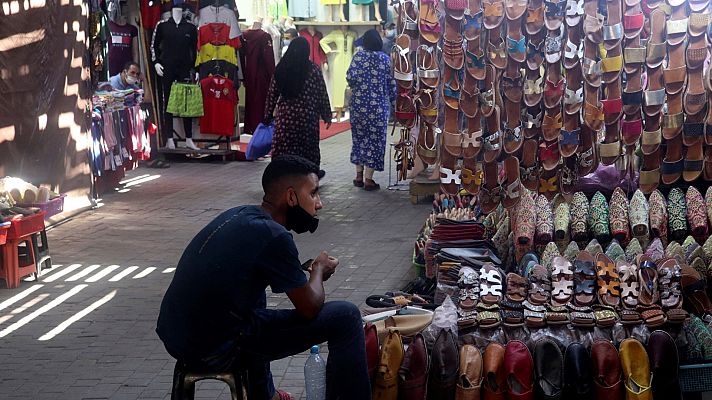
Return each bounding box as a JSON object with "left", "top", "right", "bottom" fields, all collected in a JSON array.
[{"left": 680, "top": 363, "right": 712, "bottom": 393}]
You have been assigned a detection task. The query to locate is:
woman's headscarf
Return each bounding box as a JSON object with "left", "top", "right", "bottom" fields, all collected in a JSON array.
[
  {"left": 362, "top": 29, "right": 383, "bottom": 52},
  {"left": 274, "top": 36, "right": 311, "bottom": 98}
]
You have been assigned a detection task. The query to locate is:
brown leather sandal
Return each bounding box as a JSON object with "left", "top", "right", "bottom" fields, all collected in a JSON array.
[
  {"left": 596, "top": 253, "right": 621, "bottom": 308},
  {"left": 520, "top": 139, "right": 539, "bottom": 192}
]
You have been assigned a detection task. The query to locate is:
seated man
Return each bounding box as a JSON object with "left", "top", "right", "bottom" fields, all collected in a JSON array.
[
  {"left": 109, "top": 61, "right": 140, "bottom": 90},
  {"left": 156, "top": 155, "right": 371, "bottom": 400}
]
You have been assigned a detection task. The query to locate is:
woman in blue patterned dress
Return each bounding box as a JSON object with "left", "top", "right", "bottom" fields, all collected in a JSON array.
[{"left": 346, "top": 29, "right": 396, "bottom": 191}]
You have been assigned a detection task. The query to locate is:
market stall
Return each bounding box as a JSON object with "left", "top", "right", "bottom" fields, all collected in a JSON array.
[{"left": 370, "top": 0, "right": 712, "bottom": 398}]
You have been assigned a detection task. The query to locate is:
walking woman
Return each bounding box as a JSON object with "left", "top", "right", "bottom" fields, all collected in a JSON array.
[
  {"left": 264, "top": 37, "right": 332, "bottom": 168},
  {"left": 346, "top": 29, "right": 395, "bottom": 191}
]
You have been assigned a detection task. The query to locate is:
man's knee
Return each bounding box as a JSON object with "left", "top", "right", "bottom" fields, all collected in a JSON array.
[{"left": 322, "top": 301, "right": 362, "bottom": 328}]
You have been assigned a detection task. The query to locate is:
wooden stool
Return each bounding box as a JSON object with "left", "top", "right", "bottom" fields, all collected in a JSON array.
[{"left": 171, "top": 361, "right": 246, "bottom": 400}]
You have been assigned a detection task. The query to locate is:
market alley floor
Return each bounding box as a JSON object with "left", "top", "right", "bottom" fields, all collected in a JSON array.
[{"left": 0, "top": 131, "right": 431, "bottom": 399}]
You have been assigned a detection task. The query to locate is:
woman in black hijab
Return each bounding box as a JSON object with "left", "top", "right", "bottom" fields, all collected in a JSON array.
[
  {"left": 346, "top": 29, "right": 396, "bottom": 191},
  {"left": 264, "top": 36, "right": 332, "bottom": 168}
]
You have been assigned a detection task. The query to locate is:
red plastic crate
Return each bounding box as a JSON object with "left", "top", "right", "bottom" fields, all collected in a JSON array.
[
  {"left": 0, "top": 223, "right": 9, "bottom": 245},
  {"left": 17, "top": 194, "right": 65, "bottom": 219},
  {"left": 6, "top": 212, "right": 46, "bottom": 239}
]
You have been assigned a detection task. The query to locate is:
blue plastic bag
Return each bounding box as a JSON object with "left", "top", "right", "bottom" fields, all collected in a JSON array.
[{"left": 246, "top": 123, "right": 273, "bottom": 160}]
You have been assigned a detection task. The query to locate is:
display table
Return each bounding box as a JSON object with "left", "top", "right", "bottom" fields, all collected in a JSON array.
[{"left": 0, "top": 212, "right": 46, "bottom": 288}]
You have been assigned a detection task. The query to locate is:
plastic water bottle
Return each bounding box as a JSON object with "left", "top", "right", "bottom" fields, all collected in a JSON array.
[{"left": 304, "top": 345, "right": 326, "bottom": 400}]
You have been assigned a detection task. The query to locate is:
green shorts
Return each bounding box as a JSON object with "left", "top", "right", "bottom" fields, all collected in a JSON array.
[{"left": 166, "top": 82, "right": 204, "bottom": 118}]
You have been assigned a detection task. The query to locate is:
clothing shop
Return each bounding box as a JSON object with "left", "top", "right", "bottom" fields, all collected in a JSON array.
[{"left": 364, "top": 0, "right": 712, "bottom": 399}]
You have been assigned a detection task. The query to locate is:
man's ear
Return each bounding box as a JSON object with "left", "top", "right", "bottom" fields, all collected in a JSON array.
[{"left": 285, "top": 186, "right": 296, "bottom": 207}]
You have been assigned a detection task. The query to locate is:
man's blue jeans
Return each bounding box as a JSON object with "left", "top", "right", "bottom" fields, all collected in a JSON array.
[{"left": 198, "top": 301, "right": 371, "bottom": 400}]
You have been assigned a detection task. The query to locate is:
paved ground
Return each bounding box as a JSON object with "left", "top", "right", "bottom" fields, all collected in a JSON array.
[{"left": 0, "top": 131, "right": 430, "bottom": 399}]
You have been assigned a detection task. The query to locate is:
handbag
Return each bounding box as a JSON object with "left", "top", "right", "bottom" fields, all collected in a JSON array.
[
  {"left": 246, "top": 123, "right": 273, "bottom": 160},
  {"left": 365, "top": 322, "right": 379, "bottom": 381}
]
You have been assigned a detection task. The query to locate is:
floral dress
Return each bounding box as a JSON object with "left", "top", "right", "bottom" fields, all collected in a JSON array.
[
  {"left": 346, "top": 49, "right": 395, "bottom": 171},
  {"left": 264, "top": 62, "right": 331, "bottom": 166}
]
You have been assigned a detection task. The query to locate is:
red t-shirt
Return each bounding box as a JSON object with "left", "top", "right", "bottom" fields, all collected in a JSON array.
[
  {"left": 107, "top": 21, "right": 138, "bottom": 75},
  {"left": 140, "top": 0, "right": 161, "bottom": 30},
  {"left": 200, "top": 76, "right": 237, "bottom": 136},
  {"left": 198, "top": 23, "right": 241, "bottom": 50}
]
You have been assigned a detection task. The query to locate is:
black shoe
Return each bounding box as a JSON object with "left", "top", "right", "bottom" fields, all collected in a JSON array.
[{"left": 563, "top": 342, "right": 594, "bottom": 400}]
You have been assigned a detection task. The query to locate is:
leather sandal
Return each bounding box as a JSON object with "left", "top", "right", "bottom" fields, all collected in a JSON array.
[
  {"left": 643, "top": 65, "right": 665, "bottom": 117},
  {"left": 416, "top": 45, "right": 440, "bottom": 89},
  {"left": 487, "top": 28, "right": 508, "bottom": 70},
  {"left": 560, "top": 112, "right": 580, "bottom": 158},
  {"left": 416, "top": 121, "right": 439, "bottom": 165},
  {"left": 583, "top": 84, "right": 604, "bottom": 131},
  {"left": 526, "top": 30, "right": 546, "bottom": 70},
  {"left": 402, "top": 0, "right": 420, "bottom": 40},
  {"left": 461, "top": 71, "right": 480, "bottom": 118},
  {"left": 545, "top": 26, "right": 565, "bottom": 64},
  {"left": 577, "top": 124, "right": 597, "bottom": 176},
  {"left": 520, "top": 139, "right": 539, "bottom": 192},
  {"left": 665, "top": 1, "right": 688, "bottom": 47},
  {"left": 564, "top": 26, "right": 584, "bottom": 70},
  {"left": 502, "top": 156, "right": 521, "bottom": 209},
  {"left": 480, "top": 161, "right": 502, "bottom": 213},
  {"left": 636, "top": 255, "right": 660, "bottom": 306},
  {"left": 483, "top": 0, "right": 505, "bottom": 29},
  {"left": 565, "top": 0, "right": 584, "bottom": 27},
  {"left": 480, "top": 65, "right": 497, "bottom": 117},
  {"left": 664, "top": 42, "right": 687, "bottom": 96},
  {"left": 645, "top": 8, "right": 666, "bottom": 68},
  {"left": 465, "top": 39, "right": 487, "bottom": 80},
  {"left": 542, "top": 107, "right": 563, "bottom": 142},
  {"left": 419, "top": 0, "right": 442, "bottom": 44},
  {"left": 602, "top": 0, "right": 623, "bottom": 50},
  {"left": 661, "top": 132, "right": 683, "bottom": 185},
  {"left": 464, "top": 2, "right": 483, "bottom": 41},
  {"left": 683, "top": 128, "right": 704, "bottom": 183},
  {"left": 639, "top": 145, "right": 661, "bottom": 194},
  {"left": 544, "top": 0, "right": 565, "bottom": 31},
  {"left": 540, "top": 140, "right": 560, "bottom": 171},
  {"left": 523, "top": 105, "right": 543, "bottom": 139},
  {"left": 392, "top": 35, "right": 414, "bottom": 88},
  {"left": 573, "top": 251, "right": 597, "bottom": 307},
  {"left": 524, "top": 67, "right": 544, "bottom": 107},
  {"left": 662, "top": 91, "right": 684, "bottom": 140},
  {"left": 526, "top": 0, "right": 545, "bottom": 35},
  {"left": 595, "top": 253, "right": 621, "bottom": 308},
  {"left": 483, "top": 105, "right": 502, "bottom": 163},
  {"left": 505, "top": 16, "right": 526, "bottom": 63},
  {"left": 395, "top": 90, "right": 417, "bottom": 128},
  {"left": 544, "top": 66, "right": 565, "bottom": 109}
]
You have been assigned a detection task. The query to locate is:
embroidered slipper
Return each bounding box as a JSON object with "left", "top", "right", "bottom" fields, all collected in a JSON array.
[
  {"left": 520, "top": 139, "right": 539, "bottom": 192},
  {"left": 584, "top": 238, "right": 604, "bottom": 257},
  {"left": 588, "top": 191, "right": 610, "bottom": 242},
  {"left": 483, "top": 105, "right": 502, "bottom": 163},
  {"left": 609, "top": 187, "right": 630, "bottom": 243},
  {"left": 551, "top": 256, "right": 574, "bottom": 306},
  {"left": 535, "top": 194, "right": 554, "bottom": 244},
  {"left": 563, "top": 241, "right": 580, "bottom": 262},
  {"left": 542, "top": 241, "right": 562, "bottom": 272},
  {"left": 483, "top": 0, "right": 505, "bottom": 29},
  {"left": 616, "top": 259, "right": 639, "bottom": 309},
  {"left": 626, "top": 238, "right": 644, "bottom": 264},
  {"left": 605, "top": 239, "right": 626, "bottom": 262},
  {"left": 569, "top": 192, "right": 589, "bottom": 241},
  {"left": 706, "top": 63, "right": 712, "bottom": 146},
  {"left": 554, "top": 200, "right": 570, "bottom": 241},
  {"left": 645, "top": 238, "right": 665, "bottom": 263},
  {"left": 667, "top": 187, "right": 688, "bottom": 241},
  {"left": 595, "top": 253, "right": 621, "bottom": 308},
  {"left": 515, "top": 188, "right": 536, "bottom": 246},
  {"left": 628, "top": 189, "right": 649, "bottom": 238},
  {"left": 707, "top": 187, "right": 712, "bottom": 227},
  {"left": 502, "top": 156, "right": 522, "bottom": 209},
  {"left": 418, "top": 0, "right": 442, "bottom": 45},
  {"left": 648, "top": 189, "right": 667, "bottom": 242},
  {"left": 636, "top": 254, "right": 659, "bottom": 306},
  {"left": 573, "top": 250, "right": 596, "bottom": 307},
  {"left": 686, "top": 186, "right": 709, "bottom": 237},
  {"left": 480, "top": 160, "right": 502, "bottom": 214},
  {"left": 526, "top": 0, "right": 545, "bottom": 35}
]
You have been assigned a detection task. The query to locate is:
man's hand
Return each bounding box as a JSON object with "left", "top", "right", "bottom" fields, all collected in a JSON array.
[
  {"left": 325, "top": 121, "right": 332, "bottom": 130},
  {"left": 311, "top": 251, "right": 338, "bottom": 281}
]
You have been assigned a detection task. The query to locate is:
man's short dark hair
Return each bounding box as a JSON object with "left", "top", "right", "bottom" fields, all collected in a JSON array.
[
  {"left": 262, "top": 155, "right": 320, "bottom": 195},
  {"left": 123, "top": 61, "right": 140, "bottom": 72}
]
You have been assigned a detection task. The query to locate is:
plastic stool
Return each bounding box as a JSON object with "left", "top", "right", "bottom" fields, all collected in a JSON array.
[
  {"left": 171, "top": 361, "right": 246, "bottom": 400},
  {"left": 0, "top": 234, "right": 38, "bottom": 288},
  {"left": 31, "top": 229, "right": 51, "bottom": 274}
]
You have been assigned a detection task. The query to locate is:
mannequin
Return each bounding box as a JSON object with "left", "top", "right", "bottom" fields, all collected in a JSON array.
[
  {"left": 320, "top": 25, "right": 357, "bottom": 118},
  {"left": 320, "top": 0, "right": 347, "bottom": 22},
  {"left": 301, "top": 26, "right": 328, "bottom": 71},
  {"left": 252, "top": 16, "right": 263, "bottom": 30},
  {"left": 262, "top": 16, "right": 282, "bottom": 63},
  {"left": 353, "top": 0, "right": 382, "bottom": 22},
  {"left": 152, "top": 7, "right": 200, "bottom": 150}
]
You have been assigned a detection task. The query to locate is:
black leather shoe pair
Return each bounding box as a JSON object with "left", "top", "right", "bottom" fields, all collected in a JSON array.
[
  {"left": 564, "top": 343, "right": 594, "bottom": 400},
  {"left": 534, "top": 338, "right": 564, "bottom": 400},
  {"left": 534, "top": 339, "right": 595, "bottom": 400}
]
